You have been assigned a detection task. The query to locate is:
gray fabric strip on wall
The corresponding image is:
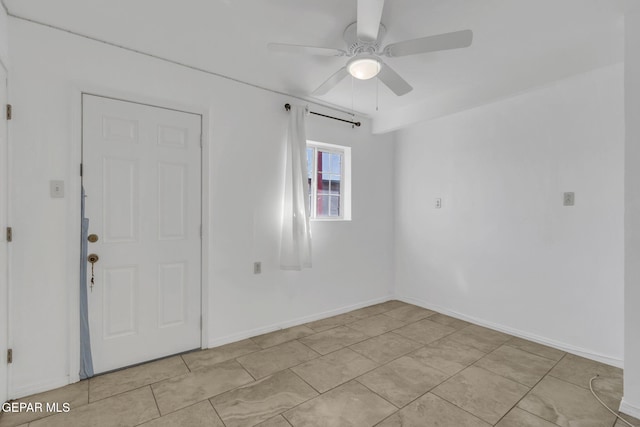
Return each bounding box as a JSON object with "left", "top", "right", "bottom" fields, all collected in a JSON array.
[{"left": 79, "top": 187, "right": 94, "bottom": 379}]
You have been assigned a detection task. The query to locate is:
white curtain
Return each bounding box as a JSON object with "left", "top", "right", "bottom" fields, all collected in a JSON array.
[{"left": 280, "top": 104, "right": 312, "bottom": 270}]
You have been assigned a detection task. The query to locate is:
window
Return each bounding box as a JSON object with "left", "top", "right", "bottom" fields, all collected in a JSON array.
[{"left": 306, "top": 141, "right": 351, "bottom": 220}]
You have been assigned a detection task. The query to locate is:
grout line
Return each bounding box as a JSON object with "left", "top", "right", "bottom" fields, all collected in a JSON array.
[
  {"left": 207, "top": 400, "right": 229, "bottom": 427},
  {"left": 353, "top": 377, "right": 402, "bottom": 409},
  {"left": 179, "top": 354, "right": 192, "bottom": 373},
  {"left": 502, "top": 339, "right": 567, "bottom": 363},
  {"left": 287, "top": 368, "right": 325, "bottom": 395},
  {"left": 429, "top": 391, "right": 491, "bottom": 424},
  {"left": 491, "top": 353, "right": 567, "bottom": 426},
  {"left": 469, "top": 345, "right": 558, "bottom": 389},
  {"left": 148, "top": 385, "right": 163, "bottom": 420}
]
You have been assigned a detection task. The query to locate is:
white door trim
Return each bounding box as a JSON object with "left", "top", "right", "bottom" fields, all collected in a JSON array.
[
  {"left": 68, "top": 86, "right": 210, "bottom": 383},
  {"left": 1, "top": 63, "right": 11, "bottom": 402}
]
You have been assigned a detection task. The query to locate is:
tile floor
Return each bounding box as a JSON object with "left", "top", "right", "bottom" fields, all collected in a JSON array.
[{"left": 1, "top": 300, "right": 639, "bottom": 427}]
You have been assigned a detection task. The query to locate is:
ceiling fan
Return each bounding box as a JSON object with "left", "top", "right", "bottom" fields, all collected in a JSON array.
[{"left": 268, "top": 0, "right": 473, "bottom": 97}]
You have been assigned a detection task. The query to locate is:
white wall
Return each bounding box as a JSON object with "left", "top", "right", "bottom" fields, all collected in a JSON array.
[
  {"left": 394, "top": 64, "right": 624, "bottom": 365},
  {"left": 623, "top": 7, "right": 640, "bottom": 420},
  {"left": 0, "top": 4, "right": 8, "bottom": 69},
  {"left": 7, "top": 17, "right": 395, "bottom": 397}
]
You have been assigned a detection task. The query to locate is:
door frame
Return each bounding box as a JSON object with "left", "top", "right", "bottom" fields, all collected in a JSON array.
[
  {"left": 0, "top": 57, "right": 11, "bottom": 401},
  {"left": 68, "top": 86, "right": 211, "bottom": 383}
]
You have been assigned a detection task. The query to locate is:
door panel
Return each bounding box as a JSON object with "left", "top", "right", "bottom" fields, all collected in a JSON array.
[{"left": 83, "top": 94, "right": 201, "bottom": 374}]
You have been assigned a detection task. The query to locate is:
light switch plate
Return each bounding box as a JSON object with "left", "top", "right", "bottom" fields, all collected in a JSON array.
[{"left": 50, "top": 180, "right": 65, "bottom": 198}]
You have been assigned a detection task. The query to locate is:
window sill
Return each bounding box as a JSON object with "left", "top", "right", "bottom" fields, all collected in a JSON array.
[{"left": 310, "top": 217, "right": 352, "bottom": 222}]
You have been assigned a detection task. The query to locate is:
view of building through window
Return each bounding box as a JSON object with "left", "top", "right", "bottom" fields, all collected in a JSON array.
[{"left": 306, "top": 144, "right": 344, "bottom": 218}]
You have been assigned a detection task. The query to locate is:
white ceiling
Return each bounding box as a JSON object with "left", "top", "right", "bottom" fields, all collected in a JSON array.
[{"left": 4, "top": 0, "right": 627, "bottom": 131}]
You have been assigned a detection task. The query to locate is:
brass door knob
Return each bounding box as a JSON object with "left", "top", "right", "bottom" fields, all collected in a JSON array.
[
  {"left": 88, "top": 234, "right": 99, "bottom": 243},
  {"left": 88, "top": 254, "right": 99, "bottom": 263}
]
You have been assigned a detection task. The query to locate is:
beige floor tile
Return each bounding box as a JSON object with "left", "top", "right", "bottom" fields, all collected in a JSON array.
[
  {"left": 393, "top": 319, "right": 456, "bottom": 345},
  {"left": 409, "top": 338, "right": 485, "bottom": 376},
  {"left": 182, "top": 339, "right": 261, "bottom": 371},
  {"left": 448, "top": 324, "right": 511, "bottom": 353},
  {"left": 432, "top": 366, "right": 529, "bottom": 424},
  {"left": 347, "top": 314, "right": 406, "bottom": 337},
  {"left": 505, "top": 337, "right": 565, "bottom": 362},
  {"left": 29, "top": 386, "right": 158, "bottom": 427},
  {"left": 256, "top": 415, "right": 293, "bottom": 426},
  {"left": 283, "top": 381, "right": 396, "bottom": 426},
  {"left": 137, "top": 401, "right": 224, "bottom": 427},
  {"left": 495, "top": 408, "right": 558, "bottom": 427},
  {"left": 357, "top": 355, "right": 449, "bottom": 407},
  {"left": 211, "top": 370, "right": 317, "bottom": 427},
  {"left": 349, "top": 332, "right": 422, "bottom": 364},
  {"left": 517, "top": 376, "right": 616, "bottom": 427},
  {"left": 375, "top": 300, "right": 410, "bottom": 312},
  {"left": 90, "top": 356, "right": 188, "bottom": 402},
  {"left": 616, "top": 413, "right": 640, "bottom": 427},
  {"left": 347, "top": 304, "right": 390, "bottom": 320},
  {"left": 251, "top": 325, "right": 316, "bottom": 349},
  {"left": 304, "top": 313, "right": 359, "bottom": 332},
  {"left": 475, "top": 345, "right": 556, "bottom": 387},
  {"left": 548, "top": 353, "right": 623, "bottom": 400},
  {"left": 0, "top": 381, "right": 88, "bottom": 427},
  {"left": 298, "top": 326, "right": 368, "bottom": 355},
  {"left": 237, "top": 340, "right": 320, "bottom": 378},
  {"left": 291, "top": 348, "right": 378, "bottom": 393},
  {"left": 152, "top": 359, "right": 253, "bottom": 415},
  {"left": 428, "top": 313, "right": 471, "bottom": 330},
  {"left": 377, "top": 393, "right": 490, "bottom": 427},
  {"left": 384, "top": 305, "right": 435, "bottom": 323}
]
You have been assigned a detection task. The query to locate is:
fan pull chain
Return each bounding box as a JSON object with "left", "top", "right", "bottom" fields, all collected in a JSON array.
[
  {"left": 351, "top": 76, "right": 355, "bottom": 128},
  {"left": 376, "top": 76, "right": 379, "bottom": 111}
]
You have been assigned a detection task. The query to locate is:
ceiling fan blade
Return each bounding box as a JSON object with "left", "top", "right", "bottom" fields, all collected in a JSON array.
[
  {"left": 377, "top": 62, "right": 412, "bottom": 96},
  {"left": 268, "top": 43, "right": 346, "bottom": 57},
  {"left": 357, "top": 0, "right": 385, "bottom": 42},
  {"left": 312, "top": 67, "right": 349, "bottom": 96},
  {"left": 383, "top": 29, "right": 473, "bottom": 57}
]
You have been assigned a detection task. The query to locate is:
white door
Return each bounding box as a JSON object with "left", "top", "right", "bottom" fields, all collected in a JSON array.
[
  {"left": 0, "top": 68, "right": 8, "bottom": 402},
  {"left": 83, "top": 94, "right": 202, "bottom": 374}
]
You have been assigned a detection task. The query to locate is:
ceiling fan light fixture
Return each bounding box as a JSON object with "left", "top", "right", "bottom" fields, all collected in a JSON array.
[{"left": 347, "top": 55, "right": 380, "bottom": 80}]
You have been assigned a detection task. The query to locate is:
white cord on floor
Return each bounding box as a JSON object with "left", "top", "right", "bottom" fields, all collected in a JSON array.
[{"left": 589, "top": 375, "right": 637, "bottom": 427}]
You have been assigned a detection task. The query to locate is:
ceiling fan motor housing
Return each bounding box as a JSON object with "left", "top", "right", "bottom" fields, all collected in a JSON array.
[{"left": 343, "top": 22, "right": 386, "bottom": 56}]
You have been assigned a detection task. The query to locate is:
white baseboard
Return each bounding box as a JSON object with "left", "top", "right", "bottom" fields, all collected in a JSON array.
[
  {"left": 208, "top": 294, "right": 394, "bottom": 348},
  {"left": 396, "top": 294, "right": 624, "bottom": 368},
  {"left": 11, "top": 376, "right": 71, "bottom": 400},
  {"left": 620, "top": 398, "right": 640, "bottom": 421}
]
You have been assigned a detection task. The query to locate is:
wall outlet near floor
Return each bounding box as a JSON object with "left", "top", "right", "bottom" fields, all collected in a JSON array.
[
  {"left": 435, "top": 198, "right": 442, "bottom": 209},
  {"left": 253, "top": 262, "right": 262, "bottom": 274},
  {"left": 563, "top": 192, "right": 575, "bottom": 206}
]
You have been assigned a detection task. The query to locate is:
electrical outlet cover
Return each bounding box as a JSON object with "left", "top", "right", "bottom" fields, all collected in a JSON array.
[{"left": 563, "top": 192, "right": 575, "bottom": 206}]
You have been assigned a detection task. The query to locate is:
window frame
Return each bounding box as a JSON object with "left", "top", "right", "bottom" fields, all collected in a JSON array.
[{"left": 306, "top": 140, "right": 352, "bottom": 221}]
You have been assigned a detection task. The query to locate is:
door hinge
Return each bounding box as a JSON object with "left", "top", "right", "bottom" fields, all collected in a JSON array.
[
  {"left": 6, "top": 227, "right": 12, "bottom": 242},
  {"left": 80, "top": 163, "right": 83, "bottom": 177},
  {"left": 7, "top": 349, "right": 12, "bottom": 364},
  {"left": 6, "top": 104, "right": 11, "bottom": 120}
]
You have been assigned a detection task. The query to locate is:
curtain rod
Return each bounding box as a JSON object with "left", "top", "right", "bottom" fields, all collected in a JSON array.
[{"left": 284, "top": 104, "right": 361, "bottom": 128}]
